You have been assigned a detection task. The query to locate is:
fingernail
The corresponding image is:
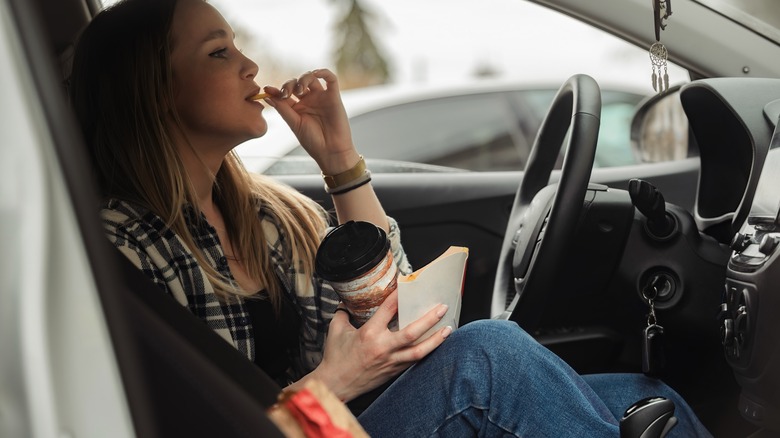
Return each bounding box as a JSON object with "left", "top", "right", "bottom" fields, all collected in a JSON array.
[
  {"left": 441, "top": 325, "right": 453, "bottom": 338},
  {"left": 281, "top": 89, "right": 289, "bottom": 99},
  {"left": 436, "top": 304, "right": 449, "bottom": 318},
  {"left": 294, "top": 83, "right": 303, "bottom": 94}
]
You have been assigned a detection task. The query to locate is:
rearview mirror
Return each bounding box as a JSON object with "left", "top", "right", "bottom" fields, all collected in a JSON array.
[{"left": 630, "top": 86, "right": 691, "bottom": 163}]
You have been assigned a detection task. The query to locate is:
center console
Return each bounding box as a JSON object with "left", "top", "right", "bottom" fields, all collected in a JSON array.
[{"left": 722, "top": 109, "right": 780, "bottom": 430}]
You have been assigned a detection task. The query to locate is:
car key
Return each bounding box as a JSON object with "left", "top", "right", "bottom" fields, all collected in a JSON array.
[
  {"left": 643, "top": 323, "right": 665, "bottom": 377},
  {"left": 642, "top": 281, "right": 665, "bottom": 377}
]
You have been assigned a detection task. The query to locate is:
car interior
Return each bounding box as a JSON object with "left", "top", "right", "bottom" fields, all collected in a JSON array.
[{"left": 8, "top": 0, "right": 780, "bottom": 435}]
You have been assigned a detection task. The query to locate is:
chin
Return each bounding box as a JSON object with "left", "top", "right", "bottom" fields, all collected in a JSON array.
[{"left": 252, "top": 118, "right": 269, "bottom": 138}]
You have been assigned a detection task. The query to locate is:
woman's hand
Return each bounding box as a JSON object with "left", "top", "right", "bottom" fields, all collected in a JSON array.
[
  {"left": 312, "top": 291, "right": 453, "bottom": 402},
  {"left": 263, "top": 69, "right": 358, "bottom": 175}
]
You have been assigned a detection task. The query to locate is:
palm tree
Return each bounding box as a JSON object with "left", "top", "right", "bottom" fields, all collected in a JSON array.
[{"left": 329, "top": 0, "right": 391, "bottom": 89}]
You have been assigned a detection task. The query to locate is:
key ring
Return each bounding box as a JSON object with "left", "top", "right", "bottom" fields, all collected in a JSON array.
[
  {"left": 646, "top": 301, "right": 657, "bottom": 326},
  {"left": 642, "top": 284, "right": 658, "bottom": 326}
]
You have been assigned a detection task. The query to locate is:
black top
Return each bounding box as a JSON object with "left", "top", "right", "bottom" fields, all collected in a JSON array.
[
  {"left": 246, "top": 288, "right": 392, "bottom": 416},
  {"left": 244, "top": 290, "right": 301, "bottom": 386}
]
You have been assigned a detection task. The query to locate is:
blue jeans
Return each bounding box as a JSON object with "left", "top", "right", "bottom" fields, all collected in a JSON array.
[{"left": 358, "top": 320, "right": 712, "bottom": 437}]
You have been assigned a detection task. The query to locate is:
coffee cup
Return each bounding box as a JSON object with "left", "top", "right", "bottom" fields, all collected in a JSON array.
[{"left": 315, "top": 221, "right": 398, "bottom": 326}]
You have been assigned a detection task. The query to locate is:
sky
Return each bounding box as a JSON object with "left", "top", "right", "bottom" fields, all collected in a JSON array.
[{"left": 102, "top": 0, "right": 689, "bottom": 92}]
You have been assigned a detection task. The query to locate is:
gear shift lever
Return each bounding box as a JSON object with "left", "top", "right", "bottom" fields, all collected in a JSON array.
[{"left": 619, "top": 396, "right": 678, "bottom": 438}]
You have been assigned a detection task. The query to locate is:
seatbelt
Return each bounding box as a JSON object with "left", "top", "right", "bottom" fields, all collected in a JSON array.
[{"left": 109, "top": 245, "right": 286, "bottom": 437}]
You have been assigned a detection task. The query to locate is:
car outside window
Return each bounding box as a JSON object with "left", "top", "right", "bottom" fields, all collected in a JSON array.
[
  {"left": 350, "top": 89, "right": 647, "bottom": 171},
  {"left": 282, "top": 88, "right": 645, "bottom": 172},
  {"left": 207, "top": 0, "right": 693, "bottom": 174},
  {"left": 348, "top": 93, "right": 529, "bottom": 172}
]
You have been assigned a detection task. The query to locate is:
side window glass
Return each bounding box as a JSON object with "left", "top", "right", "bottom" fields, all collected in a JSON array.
[
  {"left": 595, "top": 91, "right": 646, "bottom": 167},
  {"left": 349, "top": 93, "right": 527, "bottom": 171},
  {"left": 281, "top": 87, "right": 676, "bottom": 173},
  {"left": 215, "top": 0, "right": 693, "bottom": 174}
]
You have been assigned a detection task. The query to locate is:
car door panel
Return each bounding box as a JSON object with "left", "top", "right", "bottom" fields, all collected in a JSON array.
[{"left": 275, "top": 158, "right": 700, "bottom": 325}]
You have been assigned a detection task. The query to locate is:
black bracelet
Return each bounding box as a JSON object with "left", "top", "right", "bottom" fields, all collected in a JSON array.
[
  {"left": 330, "top": 178, "right": 371, "bottom": 196},
  {"left": 328, "top": 176, "right": 372, "bottom": 195},
  {"left": 324, "top": 170, "right": 372, "bottom": 195}
]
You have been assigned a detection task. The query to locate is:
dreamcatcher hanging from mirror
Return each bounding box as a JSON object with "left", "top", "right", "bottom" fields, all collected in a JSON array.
[{"left": 650, "top": 0, "right": 672, "bottom": 92}]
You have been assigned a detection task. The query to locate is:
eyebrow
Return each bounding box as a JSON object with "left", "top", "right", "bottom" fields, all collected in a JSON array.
[{"left": 201, "top": 28, "right": 234, "bottom": 44}]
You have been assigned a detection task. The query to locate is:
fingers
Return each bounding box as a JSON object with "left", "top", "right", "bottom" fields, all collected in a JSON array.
[
  {"left": 266, "top": 68, "right": 336, "bottom": 100},
  {"left": 279, "top": 77, "right": 298, "bottom": 99},
  {"left": 386, "top": 303, "right": 453, "bottom": 364},
  {"left": 262, "top": 85, "right": 282, "bottom": 99},
  {"left": 333, "top": 305, "right": 350, "bottom": 321},
  {"left": 311, "top": 68, "right": 339, "bottom": 92},
  {"left": 273, "top": 70, "right": 327, "bottom": 100},
  {"left": 299, "top": 70, "right": 325, "bottom": 93},
  {"left": 365, "top": 294, "right": 452, "bottom": 355},
  {"left": 398, "top": 303, "right": 449, "bottom": 344},
  {"left": 328, "top": 305, "right": 352, "bottom": 333},
  {"left": 364, "top": 290, "right": 399, "bottom": 329},
  {"left": 393, "top": 324, "right": 452, "bottom": 363},
  {"left": 365, "top": 292, "right": 450, "bottom": 345}
]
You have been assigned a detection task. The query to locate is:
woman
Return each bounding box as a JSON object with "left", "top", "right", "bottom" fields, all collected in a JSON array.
[{"left": 68, "top": 0, "right": 712, "bottom": 436}]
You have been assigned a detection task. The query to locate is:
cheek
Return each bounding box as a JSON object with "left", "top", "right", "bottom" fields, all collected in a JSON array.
[
  {"left": 172, "top": 82, "right": 229, "bottom": 126},
  {"left": 171, "top": 68, "right": 223, "bottom": 116},
  {"left": 171, "top": 72, "right": 197, "bottom": 117}
]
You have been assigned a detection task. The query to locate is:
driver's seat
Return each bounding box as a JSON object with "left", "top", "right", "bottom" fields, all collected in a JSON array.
[{"left": 104, "top": 243, "right": 286, "bottom": 437}]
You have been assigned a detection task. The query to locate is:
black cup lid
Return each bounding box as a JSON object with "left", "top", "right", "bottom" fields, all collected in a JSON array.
[{"left": 315, "top": 221, "right": 389, "bottom": 282}]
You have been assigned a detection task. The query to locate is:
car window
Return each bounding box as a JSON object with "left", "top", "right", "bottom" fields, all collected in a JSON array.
[
  {"left": 350, "top": 93, "right": 527, "bottom": 171},
  {"left": 210, "top": 0, "right": 692, "bottom": 174},
  {"left": 351, "top": 89, "right": 648, "bottom": 171},
  {"left": 284, "top": 88, "right": 645, "bottom": 171}
]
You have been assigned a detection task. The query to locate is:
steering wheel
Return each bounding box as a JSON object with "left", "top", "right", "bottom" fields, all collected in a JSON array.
[{"left": 491, "top": 74, "right": 601, "bottom": 332}]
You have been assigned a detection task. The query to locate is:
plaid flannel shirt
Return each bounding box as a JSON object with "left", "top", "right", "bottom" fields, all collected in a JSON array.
[{"left": 101, "top": 198, "right": 412, "bottom": 380}]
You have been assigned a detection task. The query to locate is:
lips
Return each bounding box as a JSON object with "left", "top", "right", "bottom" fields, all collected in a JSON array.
[{"left": 246, "top": 88, "right": 262, "bottom": 101}]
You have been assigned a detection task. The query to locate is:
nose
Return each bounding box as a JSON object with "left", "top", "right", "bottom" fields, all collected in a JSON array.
[{"left": 242, "top": 53, "right": 259, "bottom": 80}]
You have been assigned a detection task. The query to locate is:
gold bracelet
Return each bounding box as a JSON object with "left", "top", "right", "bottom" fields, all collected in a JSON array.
[
  {"left": 324, "top": 171, "right": 372, "bottom": 195},
  {"left": 322, "top": 155, "right": 366, "bottom": 189}
]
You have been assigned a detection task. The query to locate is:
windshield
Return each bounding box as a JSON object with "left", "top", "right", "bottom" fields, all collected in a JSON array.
[{"left": 694, "top": 0, "right": 780, "bottom": 44}]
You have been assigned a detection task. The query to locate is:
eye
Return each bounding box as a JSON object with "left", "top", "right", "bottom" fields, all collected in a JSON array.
[{"left": 209, "top": 48, "right": 228, "bottom": 58}]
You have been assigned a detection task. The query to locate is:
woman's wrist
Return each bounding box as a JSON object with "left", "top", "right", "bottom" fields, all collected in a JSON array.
[
  {"left": 322, "top": 155, "right": 365, "bottom": 188},
  {"left": 300, "top": 365, "right": 354, "bottom": 402},
  {"left": 325, "top": 171, "right": 371, "bottom": 196},
  {"left": 322, "top": 154, "right": 373, "bottom": 196},
  {"left": 318, "top": 149, "right": 361, "bottom": 176}
]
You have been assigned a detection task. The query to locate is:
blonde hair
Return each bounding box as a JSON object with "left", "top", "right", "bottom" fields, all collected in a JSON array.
[
  {"left": 69, "top": 0, "right": 327, "bottom": 309},
  {"left": 215, "top": 155, "right": 328, "bottom": 307}
]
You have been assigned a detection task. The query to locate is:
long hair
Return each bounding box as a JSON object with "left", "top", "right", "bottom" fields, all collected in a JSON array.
[{"left": 69, "top": 0, "right": 327, "bottom": 308}]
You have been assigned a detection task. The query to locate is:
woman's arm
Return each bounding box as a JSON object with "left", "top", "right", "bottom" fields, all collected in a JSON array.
[
  {"left": 267, "top": 69, "right": 451, "bottom": 400},
  {"left": 264, "top": 69, "right": 389, "bottom": 231}
]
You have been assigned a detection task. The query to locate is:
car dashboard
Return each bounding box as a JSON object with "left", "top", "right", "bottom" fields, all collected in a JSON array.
[{"left": 681, "top": 77, "right": 780, "bottom": 430}]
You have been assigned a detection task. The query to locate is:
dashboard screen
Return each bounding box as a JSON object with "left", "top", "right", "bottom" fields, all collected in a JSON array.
[{"left": 749, "top": 128, "right": 780, "bottom": 223}]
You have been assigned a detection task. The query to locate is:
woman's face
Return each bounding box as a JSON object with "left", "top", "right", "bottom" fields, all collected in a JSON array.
[{"left": 168, "top": 0, "right": 267, "bottom": 154}]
